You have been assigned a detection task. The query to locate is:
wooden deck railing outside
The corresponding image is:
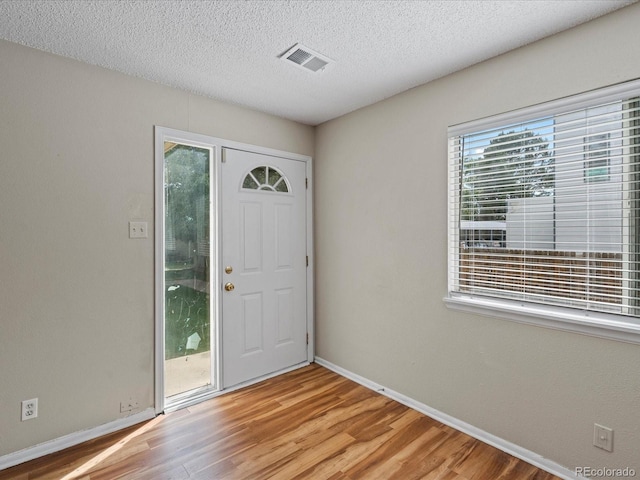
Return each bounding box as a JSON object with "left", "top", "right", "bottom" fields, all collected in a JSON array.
[{"left": 459, "top": 248, "right": 623, "bottom": 305}]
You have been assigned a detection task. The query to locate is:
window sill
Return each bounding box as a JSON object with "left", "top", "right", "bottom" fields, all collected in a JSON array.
[{"left": 444, "top": 294, "right": 640, "bottom": 345}]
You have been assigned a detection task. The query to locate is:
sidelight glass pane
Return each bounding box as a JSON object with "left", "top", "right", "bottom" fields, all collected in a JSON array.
[{"left": 164, "top": 142, "right": 212, "bottom": 398}]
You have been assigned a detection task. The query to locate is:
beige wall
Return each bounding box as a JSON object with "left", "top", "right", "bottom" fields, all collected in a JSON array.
[
  {"left": 315, "top": 3, "right": 640, "bottom": 474},
  {"left": 0, "top": 39, "right": 313, "bottom": 456}
]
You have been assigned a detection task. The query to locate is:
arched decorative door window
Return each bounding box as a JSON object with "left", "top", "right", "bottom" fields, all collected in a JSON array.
[{"left": 242, "top": 166, "right": 290, "bottom": 193}]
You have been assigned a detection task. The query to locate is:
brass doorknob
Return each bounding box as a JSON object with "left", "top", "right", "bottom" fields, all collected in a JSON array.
[{"left": 224, "top": 282, "right": 235, "bottom": 292}]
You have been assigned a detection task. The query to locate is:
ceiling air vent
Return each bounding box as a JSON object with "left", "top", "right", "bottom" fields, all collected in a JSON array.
[{"left": 281, "top": 43, "right": 332, "bottom": 73}]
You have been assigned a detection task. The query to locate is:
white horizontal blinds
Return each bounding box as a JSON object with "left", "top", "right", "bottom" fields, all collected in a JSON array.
[{"left": 449, "top": 90, "right": 640, "bottom": 317}]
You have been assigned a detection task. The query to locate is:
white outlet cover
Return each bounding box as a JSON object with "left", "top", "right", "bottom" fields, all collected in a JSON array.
[{"left": 21, "top": 398, "right": 38, "bottom": 421}]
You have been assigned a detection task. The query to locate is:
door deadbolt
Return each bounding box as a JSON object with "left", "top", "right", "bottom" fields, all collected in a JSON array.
[{"left": 224, "top": 266, "right": 233, "bottom": 274}]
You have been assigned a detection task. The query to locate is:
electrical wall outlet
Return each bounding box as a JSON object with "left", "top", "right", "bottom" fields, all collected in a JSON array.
[
  {"left": 120, "top": 398, "right": 139, "bottom": 413},
  {"left": 594, "top": 423, "right": 613, "bottom": 452},
  {"left": 21, "top": 398, "right": 38, "bottom": 421},
  {"left": 129, "top": 221, "right": 148, "bottom": 239}
]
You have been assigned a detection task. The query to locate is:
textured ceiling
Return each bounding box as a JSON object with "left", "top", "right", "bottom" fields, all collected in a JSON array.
[{"left": 0, "top": 0, "right": 635, "bottom": 125}]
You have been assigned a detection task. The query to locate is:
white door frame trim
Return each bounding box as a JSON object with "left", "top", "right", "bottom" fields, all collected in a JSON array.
[{"left": 154, "top": 126, "right": 314, "bottom": 414}]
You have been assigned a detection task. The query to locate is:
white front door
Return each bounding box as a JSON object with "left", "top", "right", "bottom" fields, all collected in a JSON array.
[{"left": 221, "top": 148, "right": 308, "bottom": 388}]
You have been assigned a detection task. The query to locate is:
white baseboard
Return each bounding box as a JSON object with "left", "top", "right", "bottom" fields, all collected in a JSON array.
[
  {"left": 314, "top": 357, "right": 577, "bottom": 480},
  {"left": 0, "top": 408, "right": 156, "bottom": 471}
]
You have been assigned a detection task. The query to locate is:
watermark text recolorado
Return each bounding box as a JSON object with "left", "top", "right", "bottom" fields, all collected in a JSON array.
[{"left": 576, "top": 467, "right": 636, "bottom": 478}]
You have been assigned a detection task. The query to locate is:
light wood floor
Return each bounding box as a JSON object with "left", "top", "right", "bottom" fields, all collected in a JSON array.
[{"left": 1, "top": 364, "right": 560, "bottom": 479}]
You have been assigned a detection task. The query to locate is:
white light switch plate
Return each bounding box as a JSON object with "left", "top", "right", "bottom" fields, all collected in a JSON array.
[{"left": 129, "top": 221, "right": 148, "bottom": 239}]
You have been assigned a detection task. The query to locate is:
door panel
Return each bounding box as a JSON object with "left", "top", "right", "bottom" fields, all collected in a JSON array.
[
  {"left": 241, "top": 202, "right": 263, "bottom": 271},
  {"left": 275, "top": 204, "right": 293, "bottom": 268},
  {"left": 241, "top": 293, "right": 263, "bottom": 353},
  {"left": 276, "top": 288, "right": 294, "bottom": 344},
  {"left": 222, "top": 148, "right": 307, "bottom": 388}
]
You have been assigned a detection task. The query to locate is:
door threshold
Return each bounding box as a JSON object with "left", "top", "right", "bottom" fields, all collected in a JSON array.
[
  {"left": 164, "top": 362, "right": 311, "bottom": 413},
  {"left": 164, "top": 385, "right": 220, "bottom": 413}
]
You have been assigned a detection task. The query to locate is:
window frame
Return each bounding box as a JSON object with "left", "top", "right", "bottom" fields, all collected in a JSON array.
[{"left": 445, "top": 79, "right": 640, "bottom": 345}]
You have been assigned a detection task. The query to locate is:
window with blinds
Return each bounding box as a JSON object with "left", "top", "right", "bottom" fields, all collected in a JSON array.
[{"left": 447, "top": 80, "right": 640, "bottom": 331}]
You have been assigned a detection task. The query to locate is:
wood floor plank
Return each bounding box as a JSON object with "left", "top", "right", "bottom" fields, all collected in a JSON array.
[
  {"left": 350, "top": 420, "right": 444, "bottom": 479},
  {"left": 0, "top": 364, "right": 562, "bottom": 480}
]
